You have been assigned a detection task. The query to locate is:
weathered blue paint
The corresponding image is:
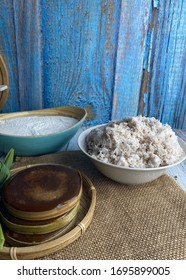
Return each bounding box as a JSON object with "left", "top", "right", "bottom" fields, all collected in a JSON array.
[
  {"left": 0, "top": 0, "right": 185, "bottom": 128},
  {"left": 0, "top": 0, "right": 19, "bottom": 112},
  {"left": 142, "top": 30, "right": 151, "bottom": 71},
  {"left": 111, "top": 0, "right": 151, "bottom": 120},
  {"left": 153, "top": 0, "right": 159, "bottom": 9},
  {"left": 13, "top": 0, "right": 43, "bottom": 111},
  {"left": 41, "top": 0, "right": 121, "bottom": 125},
  {"left": 0, "top": 0, "right": 43, "bottom": 113},
  {"left": 140, "top": 0, "right": 186, "bottom": 129},
  {"left": 139, "top": 0, "right": 155, "bottom": 117}
]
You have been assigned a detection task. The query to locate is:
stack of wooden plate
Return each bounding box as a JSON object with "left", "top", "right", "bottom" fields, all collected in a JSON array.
[{"left": 0, "top": 164, "right": 82, "bottom": 246}]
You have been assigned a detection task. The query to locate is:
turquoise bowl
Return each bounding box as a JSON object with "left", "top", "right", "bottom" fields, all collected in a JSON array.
[{"left": 0, "top": 106, "right": 86, "bottom": 156}]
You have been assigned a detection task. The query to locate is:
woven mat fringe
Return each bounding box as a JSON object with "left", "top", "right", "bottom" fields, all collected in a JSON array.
[{"left": 14, "top": 151, "right": 186, "bottom": 260}]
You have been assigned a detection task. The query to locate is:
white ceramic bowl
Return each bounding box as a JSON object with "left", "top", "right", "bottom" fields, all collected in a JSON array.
[{"left": 78, "top": 124, "right": 186, "bottom": 185}]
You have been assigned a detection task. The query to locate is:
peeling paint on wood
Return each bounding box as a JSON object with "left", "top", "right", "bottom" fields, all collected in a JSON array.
[
  {"left": 13, "top": 0, "right": 43, "bottom": 111},
  {"left": 139, "top": 0, "right": 186, "bottom": 129},
  {"left": 0, "top": 0, "right": 19, "bottom": 112},
  {"left": 42, "top": 0, "right": 121, "bottom": 125},
  {"left": 0, "top": 0, "right": 43, "bottom": 112},
  {"left": 111, "top": 0, "right": 151, "bottom": 120},
  {"left": 0, "top": 0, "right": 185, "bottom": 128}
]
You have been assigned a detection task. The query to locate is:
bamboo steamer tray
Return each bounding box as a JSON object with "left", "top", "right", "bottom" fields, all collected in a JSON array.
[
  {"left": 4, "top": 217, "right": 77, "bottom": 247},
  {"left": 0, "top": 202, "right": 80, "bottom": 235},
  {"left": 0, "top": 165, "right": 96, "bottom": 260}
]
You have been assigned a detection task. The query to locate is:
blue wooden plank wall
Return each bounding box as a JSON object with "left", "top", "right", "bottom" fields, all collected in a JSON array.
[
  {"left": 138, "top": 0, "right": 186, "bottom": 129},
  {"left": 0, "top": 0, "right": 185, "bottom": 128}
]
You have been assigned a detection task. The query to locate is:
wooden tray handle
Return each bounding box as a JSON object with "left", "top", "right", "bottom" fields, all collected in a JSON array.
[{"left": 0, "top": 55, "right": 9, "bottom": 110}]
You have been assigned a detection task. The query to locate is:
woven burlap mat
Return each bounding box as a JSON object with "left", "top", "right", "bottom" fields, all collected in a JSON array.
[{"left": 14, "top": 151, "right": 186, "bottom": 260}]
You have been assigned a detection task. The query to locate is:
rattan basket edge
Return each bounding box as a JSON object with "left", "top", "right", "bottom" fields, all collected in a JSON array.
[{"left": 0, "top": 168, "right": 96, "bottom": 260}]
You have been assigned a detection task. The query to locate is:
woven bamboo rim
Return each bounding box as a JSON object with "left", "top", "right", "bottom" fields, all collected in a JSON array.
[
  {"left": 0, "top": 166, "right": 96, "bottom": 260},
  {"left": 0, "top": 106, "right": 86, "bottom": 122},
  {"left": 0, "top": 55, "right": 9, "bottom": 110}
]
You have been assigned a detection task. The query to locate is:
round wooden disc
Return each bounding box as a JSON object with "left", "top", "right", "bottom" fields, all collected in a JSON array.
[{"left": 2, "top": 164, "right": 82, "bottom": 220}]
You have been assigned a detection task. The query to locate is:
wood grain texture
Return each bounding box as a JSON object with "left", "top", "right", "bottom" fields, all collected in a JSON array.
[
  {"left": 111, "top": 0, "right": 151, "bottom": 120},
  {"left": 13, "top": 0, "right": 43, "bottom": 111},
  {"left": 0, "top": 0, "right": 43, "bottom": 112},
  {"left": 138, "top": 0, "right": 186, "bottom": 129},
  {"left": 0, "top": 0, "right": 19, "bottom": 112},
  {"left": 0, "top": 55, "right": 9, "bottom": 110},
  {"left": 42, "top": 0, "right": 121, "bottom": 125},
  {"left": 0, "top": 0, "right": 185, "bottom": 128}
]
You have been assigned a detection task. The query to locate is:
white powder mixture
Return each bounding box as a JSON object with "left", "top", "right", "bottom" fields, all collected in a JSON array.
[
  {"left": 86, "top": 116, "right": 185, "bottom": 168},
  {"left": 0, "top": 116, "right": 78, "bottom": 136}
]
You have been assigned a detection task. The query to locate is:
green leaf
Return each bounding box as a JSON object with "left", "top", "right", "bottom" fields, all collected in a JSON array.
[
  {"left": 4, "top": 148, "right": 14, "bottom": 170},
  {"left": 0, "top": 224, "right": 5, "bottom": 249},
  {"left": 0, "top": 148, "right": 14, "bottom": 188}
]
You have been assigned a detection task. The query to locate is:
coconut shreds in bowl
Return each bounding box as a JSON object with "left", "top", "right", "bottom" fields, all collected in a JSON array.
[{"left": 86, "top": 116, "right": 185, "bottom": 168}]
